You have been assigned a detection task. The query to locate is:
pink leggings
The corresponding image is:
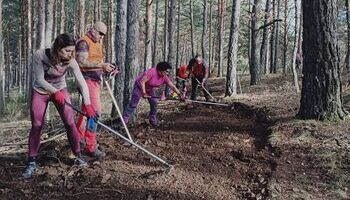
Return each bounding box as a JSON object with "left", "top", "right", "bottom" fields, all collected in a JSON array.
[{"left": 28, "top": 88, "right": 80, "bottom": 157}]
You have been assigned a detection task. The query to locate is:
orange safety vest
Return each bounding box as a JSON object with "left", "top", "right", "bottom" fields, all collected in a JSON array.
[{"left": 79, "top": 34, "right": 103, "bottom": 72}]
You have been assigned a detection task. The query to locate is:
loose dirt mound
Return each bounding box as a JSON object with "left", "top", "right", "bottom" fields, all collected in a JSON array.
[{"left": 0, "top": 101, "right": 274, "bottom": 200}]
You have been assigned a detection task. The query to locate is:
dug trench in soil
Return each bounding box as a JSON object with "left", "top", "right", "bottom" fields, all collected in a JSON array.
[{"left": 0, "top": 101, "right": 276, "bottom": 200}]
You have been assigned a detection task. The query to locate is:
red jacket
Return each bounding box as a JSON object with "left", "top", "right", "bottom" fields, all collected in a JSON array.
[{"left": 177, "top": 66, "right": 188, "bottom": 79}]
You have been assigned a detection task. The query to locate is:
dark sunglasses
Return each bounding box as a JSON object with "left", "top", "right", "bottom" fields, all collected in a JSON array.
[{"left": 98, "top": 31, "right": 105, "bottom": 36}]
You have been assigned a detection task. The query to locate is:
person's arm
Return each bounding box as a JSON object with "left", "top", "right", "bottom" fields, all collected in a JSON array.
[
  {"left": 140, "top": 75, "right": 151, "bottom": 98},
  {"left": 75, "top": 40, "right": 114, "bottom": 72},
  {"left": 32, "top": 51, "right": 58, "bottom": 94},
  {"left": 167, "top": 81, "right": 181, "bottom": 95},
  {"left": 69, "top": 59, "right": 91, "bottom": 105}
]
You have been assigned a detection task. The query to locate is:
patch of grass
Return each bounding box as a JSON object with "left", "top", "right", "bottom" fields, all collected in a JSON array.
[
  {"left": 314, "top": 148, "right": 350, "bottom": 191},
  {"left": 4, "top": 94, "right": 27, "bottom": 119}
]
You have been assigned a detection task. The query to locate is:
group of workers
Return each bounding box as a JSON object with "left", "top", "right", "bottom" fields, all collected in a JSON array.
[{"left": 21, "top": 21, "right": 211, "bottom": 179}]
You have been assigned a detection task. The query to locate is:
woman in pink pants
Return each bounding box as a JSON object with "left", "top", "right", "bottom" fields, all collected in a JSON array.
[{"left": 22, "top": 34, "right": 96, "bottom": 179}]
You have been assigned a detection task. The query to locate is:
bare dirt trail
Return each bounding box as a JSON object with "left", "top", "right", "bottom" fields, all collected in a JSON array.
[{"left": 0, "top": 99, "right": 275, "bottom": 200}]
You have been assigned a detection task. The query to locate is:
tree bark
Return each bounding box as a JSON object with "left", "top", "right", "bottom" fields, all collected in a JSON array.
[
  {"left": 175, "top": 0, "right": 181, "bottom": 69},
  {"left": 225, "top": 0, "right": 241, "bottom": 96},
  {"left": 60, "top": 0, "right": 65, "bottom": 34},
  {"left": 346, "top": 0, "right": 350, "bottom": 82},
  {"left": 201, "top": 0, "right": 208, "bottom": 60},
  {"left": 45, "top": 0, "right": 54, "bottom": 48},
  {"left": 208, "top": 0, "right": 213, "bottom": 76},
  {"left": 52, "top": 0, "right": 57, "bottom": 39},
  {"left": 273, "top": 0, "right": 280, "bottom": 74},
  {"left": 291, "top": 0, "right": 301, "bottom": 92},
  {"left": 282, "top": 0, "right": 288, "bottom": 74},
  {"left": 0, "top": 0, "right": 4, "bottom": 115},
  {"left": 260, "top": 0, "right": 270, "bottom": 74},
  {"left": 113, "top": 0, "right": 127, "bottom": 115},
  {"left": 78, "top": 0, "right": 85, "bottom": 37},
  {"left": 190, "top": 0, "right": 195, "bottom": 58},
  {"left": 298, "top": 0, "right": 347, "bottom": 120},
  {"left": 249, "top": 0, "right": 260, "bottom": 85},
  {"left": 26, "top": 0, "right": 32, "bottom": 105},
  {"left": 124, "top": 0, "right": 140, "bottom": 110},
  {"left": 167, "top": 0, "right": 176, "bottom": 72},
  {"left": 37, "top": 0, "right": 45, "bottom": 49},
  {"left": 144, "top": 0, "right": 153, "bottom": 70},
  {"left": 217, "top": 0, "right": 225, "bottom": 77},
  {"left": 152, "top": 0, "right": 159, "bottom": 67},
  {"left": 163, "top": 0, "right": 168, "bottom": 61}
]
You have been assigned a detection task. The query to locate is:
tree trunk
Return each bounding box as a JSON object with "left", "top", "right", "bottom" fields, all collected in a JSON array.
[
  {"left": 163, "top": 0, "right": 168, "bottom": 61},
  {"left": 208, "top": 0, "right": 213, "bottom": 76},
  {"left": 113, "top": 0, "right": 127, "bottom": 115},
  {"left": 0, "top": 0, "right": 4, "bottom": 115},
  {"left": 52, "top": 0, "right": 57, "bottom": 39},
  {"left": 298, "top": 0, "right": 347, "bottom": 120},
  {"left": 94, "top": 0, "right": 98, "bottom": 23},
  {"left": 190, "top": 0, "right": 195, "bottom": 58},
  {"left": 45, "top": 0, "right": 54, "bottom": 48},
  {"left": 167, "top": 0, "right": 176, "bottom": 72},
  {"left": 260, "top": 0, "right": 270, "bottom": 74},
  {"left": 124, "top": 0, "right": 140, "bottom": 110},
  {"left": 107, "top": 0, "right": 113, "bottom": 62},
  {"left": 26, "top": 0, "right": 32, "bottom": 106},
  {"left": 175, "top": 0, "right": 181, "bottom": 69},
  {"left": 225, "top": 0, "right": 241, "bottom": 96},
  {"left": 152, "top": 0, "right": 159, "bottom": 67},
  {"left": 5, "top": 31, "right": 10, "bottom": 98},
  {"left": 249, "top": 0, "right": 260, "bottom": 85},
  {"left": 37, "top": 0, "right": 45, "bottom": 49},
  {"left": 346, "top": 0, "right": 350, "bottom": 82},
  {"left": 282, "top": 0, "right": 288, "bottom": 74},
  {"left": 217, "top": 0, "right": 225, "bottom": 77},
  {"left": 60, "top": 0, "right": 65, "bottom": 34},
  {"left": 144, "top": 0, "right": 152, "bottom": 70},
  {"left": 78, "top": 0, "right": 85, "bottom": 37},
  {"left": 201, "top": 0, "right": 208, "bottom": 60},
  {"left": 291, "top": 0, "right": 301, "bottom": 92},
  {"left": 273, "top": 0, "right": 280, "bottom": 73},
  {"left": 270, "top": 0, "right": 276, "bottom": 73}
]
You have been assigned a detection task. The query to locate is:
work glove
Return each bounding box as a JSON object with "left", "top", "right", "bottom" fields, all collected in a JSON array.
[
  {"left": 179, "top": 96, "right": 187, "bottom": 102},
  {"left": 83, "top": 104, "right": 96, "bottom": 118},
  {"left": 52, "top": 91, "right": 65, "bottom": 105}
]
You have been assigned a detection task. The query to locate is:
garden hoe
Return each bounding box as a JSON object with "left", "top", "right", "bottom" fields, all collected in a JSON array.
[
  {"left": 103, "top": 79, "right": 133, "bottom": 142},
  {"left": 65, "top": 101, "right": 173, "bottom": 171},
  {"left": 194, "top": 77, "right": 216, "bottom": 101}
]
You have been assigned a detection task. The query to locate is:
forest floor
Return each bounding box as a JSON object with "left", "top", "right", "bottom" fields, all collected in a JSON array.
[{"left": 0, "top": 74, "right": 349, "bottom": 200}]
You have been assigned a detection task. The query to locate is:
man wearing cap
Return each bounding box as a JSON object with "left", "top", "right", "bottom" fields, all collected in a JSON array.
[{"left": 75, "top": 21, "right": 118, "bottom": 159}]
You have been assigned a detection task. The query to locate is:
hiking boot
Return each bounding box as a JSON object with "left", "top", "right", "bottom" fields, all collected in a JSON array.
[
  {"left": 22, "top": 161, "right": 36, "bottom": 179},
  {"left": 87, "top": 148, "right": 106, "bottom": 160},
  {"left": 74, "top": 155, "right": 88, "bottom": 167}
]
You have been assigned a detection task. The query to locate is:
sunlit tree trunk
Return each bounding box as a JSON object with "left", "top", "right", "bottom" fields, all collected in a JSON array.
[{"left": 226, "top": 0, "right": 241, "bottom": 96}]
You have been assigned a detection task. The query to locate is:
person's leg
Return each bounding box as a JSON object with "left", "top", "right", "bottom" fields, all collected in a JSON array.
[
  {"left": 83, "top": 80, "right": 101, "bottom": 153},
  {"left": 191, "top": 78, "right": 198, "bottom": 100},
  {"left": 148, "top": 89, "right": 158, "bottom": 126},
  {"left": 23, "top": 90, "right": 49, "bottom": 178},
  {"left": 54, "top": 88, "right": 81, "bottom": 156},
  {"left": 28, "top": 90, "right": 50, "bottom": 158},
  {"left": 122, "top": 83, "right": 142, "bottom": 124}
]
